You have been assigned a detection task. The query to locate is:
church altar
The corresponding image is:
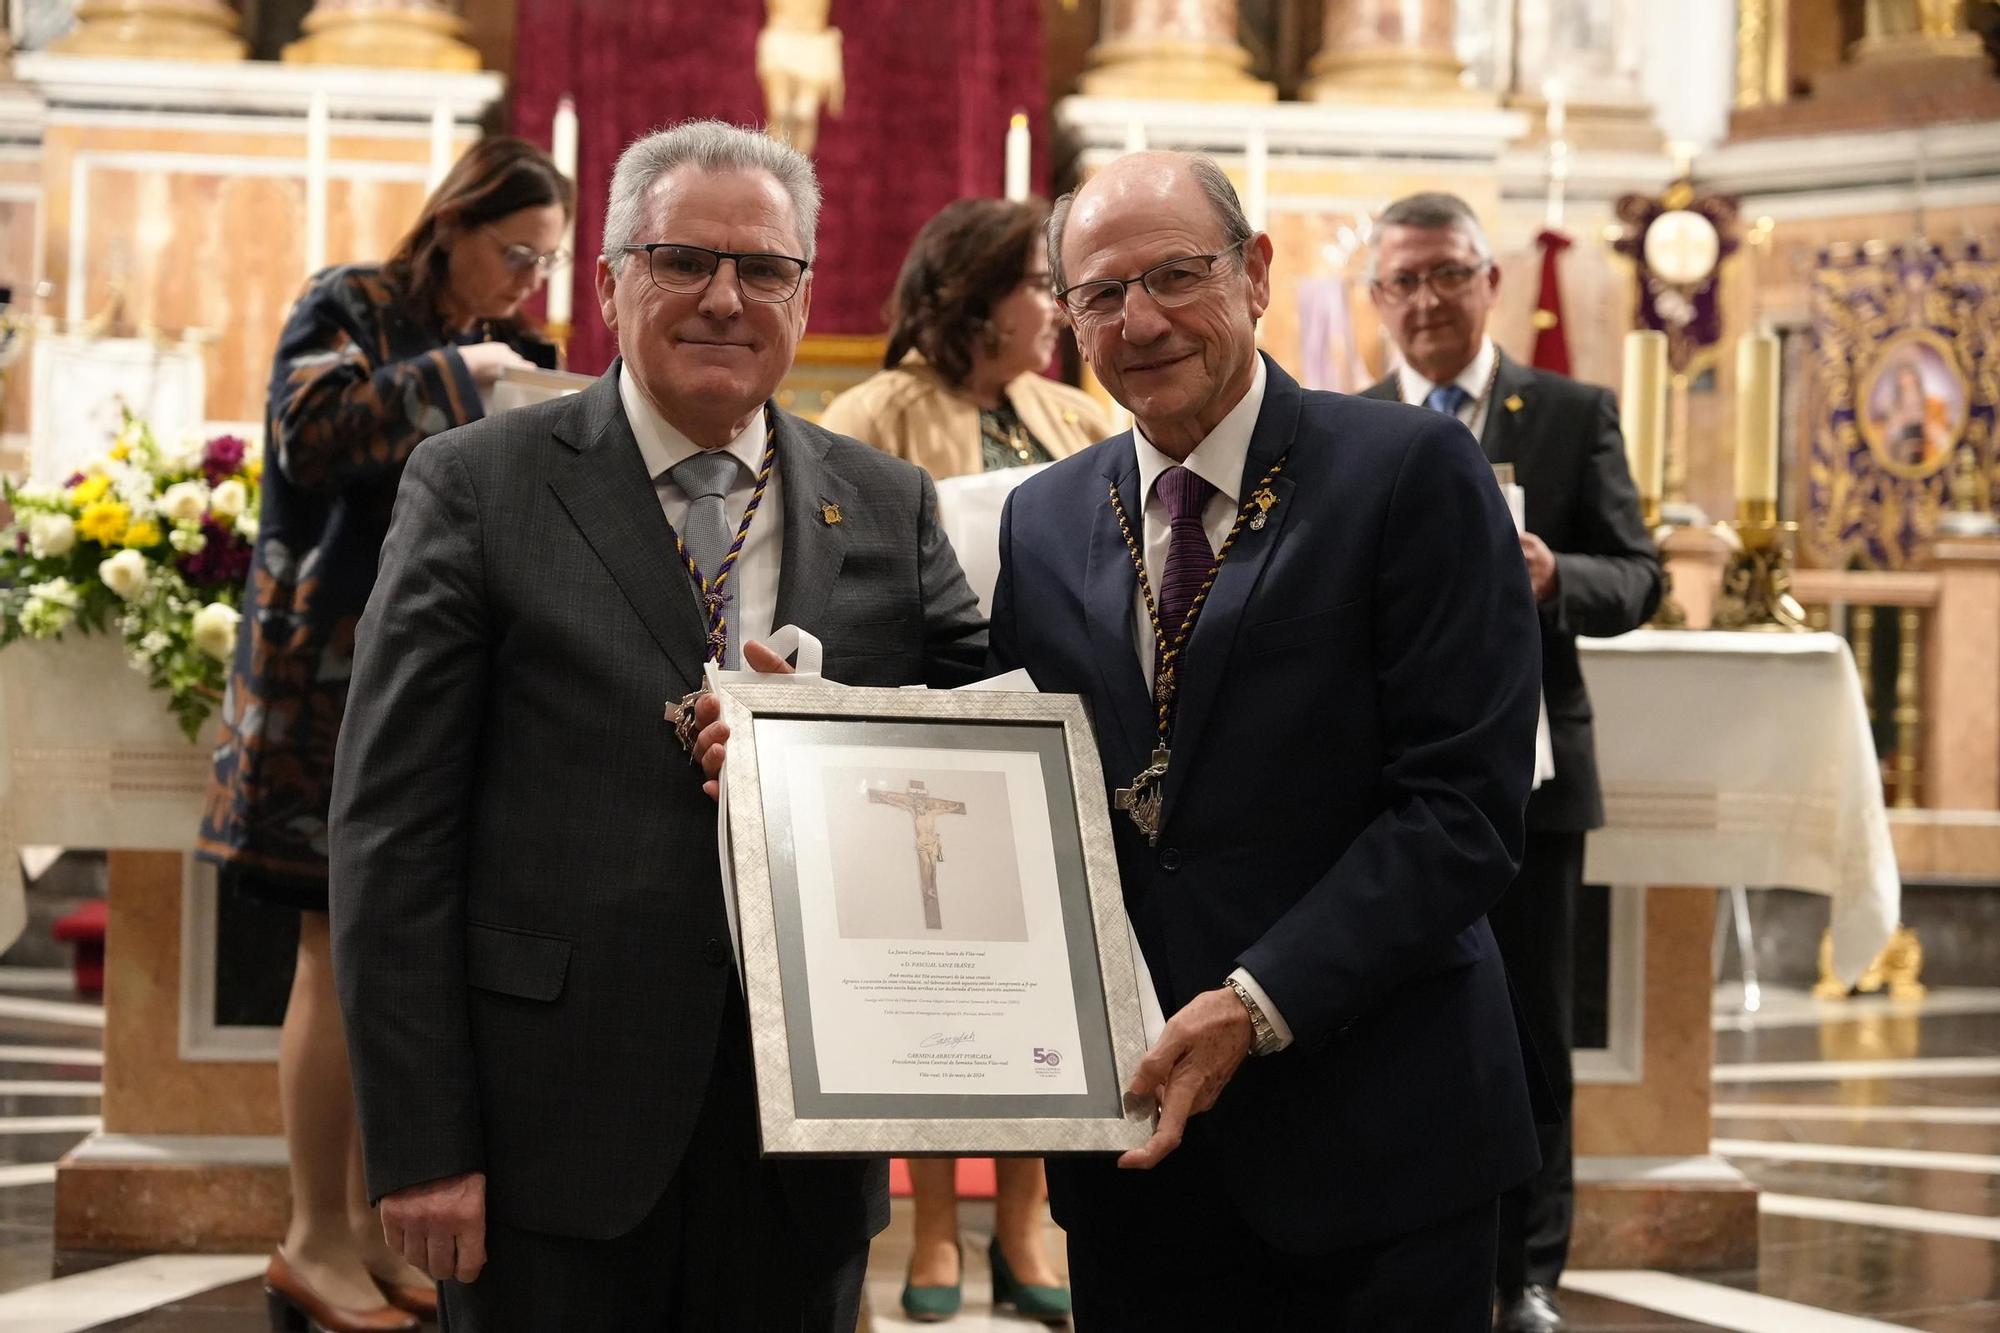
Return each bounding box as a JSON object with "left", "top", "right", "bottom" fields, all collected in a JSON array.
[{"left": 1579, "top": 629, "right": 1899, "bottom": 983}]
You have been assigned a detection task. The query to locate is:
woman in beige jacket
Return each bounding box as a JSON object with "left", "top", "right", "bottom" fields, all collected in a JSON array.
[
  {"left": 821, "top": 198, "right": 1110, "bottom": 485},
  {"left": 821, "top": 199, "right": 1106, "bottom": 1325}
]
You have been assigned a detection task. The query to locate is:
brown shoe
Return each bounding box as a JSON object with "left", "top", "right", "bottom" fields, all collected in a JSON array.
[
  {"left": 264, "top": 1250, "right": 418, "bottom": 1333},
  {"left": 375, "top": 1275, "right": 439, "bottom": 1321}
]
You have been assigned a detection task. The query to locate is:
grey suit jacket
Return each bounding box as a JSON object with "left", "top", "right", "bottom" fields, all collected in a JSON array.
[
  {"left": 1362, "top": 351, "right": 1660, "bottom": 831},
  {"left": 328, "top": 367, "right": 986, "bottom": 1241}
]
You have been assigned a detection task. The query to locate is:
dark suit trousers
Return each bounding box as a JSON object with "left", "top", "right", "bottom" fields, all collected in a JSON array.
[
  {"left": 1055, "top": 1140, "right": 1498, "bottom": 1332},
  {"left": 437, "top": 988, "right": 867, "bottom": 1333},
  {"left": 1490, "top": 829, "right": 1583, "bottom": 1292}
]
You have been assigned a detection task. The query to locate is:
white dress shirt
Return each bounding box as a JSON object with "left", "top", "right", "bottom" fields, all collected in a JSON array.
[
  {"left": 1395, "top": 336, "right": 1498, "bottom": 441},
  {"left": 620, "top": 365, "right": 783, "bottom": 658},
  {"left": 1127, "top": 356, "right": 1292, "bottom": 1050}
]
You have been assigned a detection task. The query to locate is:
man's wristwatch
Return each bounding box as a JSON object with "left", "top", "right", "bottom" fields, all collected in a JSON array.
[{"left": 1225, "top": 976, "right": 1282, "bottom": 1057}]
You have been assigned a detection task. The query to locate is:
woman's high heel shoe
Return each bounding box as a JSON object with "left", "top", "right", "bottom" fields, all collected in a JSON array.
[
  {"left": 900, "top": 1238, "right": 963, "bottom": 1323},
  {"left": 989, "top": 1236, "right": 1072, "bottom": 1324},
  {"left": 374, "top": 1274, "right": 439, "bottom": 1322},
  {"left": 264, "top": 1250, "right": 418, "bottom": 1333}
]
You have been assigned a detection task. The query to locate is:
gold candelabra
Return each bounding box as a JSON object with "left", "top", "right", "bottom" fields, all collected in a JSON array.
[{"left": 1714, "top": 500, "right": 1809, "bottom": 631}]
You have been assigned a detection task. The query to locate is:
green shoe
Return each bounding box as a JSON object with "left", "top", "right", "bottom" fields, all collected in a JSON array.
[
  {"left": 988, "top": 1237, "right": 1072, "bottom": 1324},
  {"left": 900, "top": 1265, "right": 962, "bottom": 1323}
]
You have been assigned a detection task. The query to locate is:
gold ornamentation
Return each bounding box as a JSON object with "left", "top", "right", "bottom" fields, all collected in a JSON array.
[
  {"left": 1713, "top": 519, "right": 1809, "bottom": 632},
  {"left": 1504, "top": 394, "right": 1525, "bottom": 413},
  {"left": 1530, "top": 310, "right": 1558, "bottom": 332},
  {"left": 284, "top": 0, "right": 478, "bottom": 70},
  {"left": 1814, "top": 924, "right": 1926, "bottom": 999},
  {"left": 820, "top": 502, "right": 842, "bottom": 526}
]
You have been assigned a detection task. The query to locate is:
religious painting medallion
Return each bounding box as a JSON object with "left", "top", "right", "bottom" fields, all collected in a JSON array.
[{"left": 1855, "top": 328, "right": 1968, "bottom": 481}]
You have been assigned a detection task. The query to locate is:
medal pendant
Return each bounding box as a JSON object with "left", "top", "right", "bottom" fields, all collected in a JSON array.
[{"left": 1113, "top": 746, "right": 1171, "bottom": 846}]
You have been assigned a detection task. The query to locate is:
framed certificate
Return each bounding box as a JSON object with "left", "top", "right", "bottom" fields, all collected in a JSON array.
[{"left": 715, "top": 682, "right": 1154, "bottom": 1156}]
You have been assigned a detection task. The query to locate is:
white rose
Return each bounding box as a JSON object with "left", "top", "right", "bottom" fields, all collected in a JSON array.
[
  {"left": 235, "top": 512, "right": 259, "bottom": 542},
  {"left": 98, "top": 548, "right": 151, "bottom": 601},
  {"left": 209, "top": 479, "right": 248, "bottom": 522},
  {"left": 190, "top": 602, "right": 241, "bottom": 662},
  {"left": 27, "top": 512, "right": 76, "bottom": 559},
  {"left": 161, "top": 480, "right": 210, "bottom": 526},
  {"left": 162, "top": 434, "right": 206, "bottom": 475}
]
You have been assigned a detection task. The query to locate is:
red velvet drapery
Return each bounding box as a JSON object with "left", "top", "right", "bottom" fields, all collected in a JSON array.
[{"left": 513, "top": 0, "right": 1048, "bottom": 375}]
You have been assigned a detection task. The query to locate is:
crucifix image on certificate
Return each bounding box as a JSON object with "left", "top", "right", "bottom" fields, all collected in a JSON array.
[{"left": 867, "top": 779, "right": 967, "bottom": 930}]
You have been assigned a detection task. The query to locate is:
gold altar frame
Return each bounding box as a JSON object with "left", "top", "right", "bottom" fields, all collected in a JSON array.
[{"left": 715, "top": 681, "right": 1153, "bottom": 1156}]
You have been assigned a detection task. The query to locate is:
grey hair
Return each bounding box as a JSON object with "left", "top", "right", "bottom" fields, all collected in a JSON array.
[
  {"left": 1046, "top": 151, "right": 1255, "bottom": 289},
  {"left": 1364, "top": 191, "right": 1493, "bottom": 280},
  {"left": 599, "top": 119, "right": 822, "bottom": 270}
]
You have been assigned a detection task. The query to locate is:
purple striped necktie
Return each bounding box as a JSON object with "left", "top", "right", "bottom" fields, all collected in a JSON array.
[{"left": 1155, "top": 464, "right": 1219, "bottom": 643}]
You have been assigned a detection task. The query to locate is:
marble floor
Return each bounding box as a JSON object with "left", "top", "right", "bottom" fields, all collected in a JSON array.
[{"left": 0, "top": 970, "right": 1994, "bottom": 1330}]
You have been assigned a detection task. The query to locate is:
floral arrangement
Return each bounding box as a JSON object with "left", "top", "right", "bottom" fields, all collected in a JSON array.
[{"left": 1, "top": 413, "right": 260, "bottom": 739}]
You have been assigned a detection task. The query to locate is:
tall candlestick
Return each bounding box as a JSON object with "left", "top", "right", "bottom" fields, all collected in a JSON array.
[
  {"left": 304, "top": 90, "right": 329, "bottom": 279},
  {"left": 427, "top": 100, "right": 453, "bottom": 192},
  {"left": 1621, "top": 330, "right": 1667, "bottom": 516},
  {"left": 1735, "top": 333, "right": 1781, "bottom": 516},
  {"left": 1003, "top": 111, "right": 1030, "bottom": 202},
  {"left": 547, "top": 95, "right": 579, "bottom": 329}
]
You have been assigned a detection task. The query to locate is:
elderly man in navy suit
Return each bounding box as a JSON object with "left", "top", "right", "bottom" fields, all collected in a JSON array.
[{"left": 989, "top": 151, "right": 1545, "bottom": 1330}]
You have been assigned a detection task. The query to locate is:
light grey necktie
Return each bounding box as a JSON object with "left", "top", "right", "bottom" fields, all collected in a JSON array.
[{"left": 669, "top": 449, "right": 744, "bottom": 667}]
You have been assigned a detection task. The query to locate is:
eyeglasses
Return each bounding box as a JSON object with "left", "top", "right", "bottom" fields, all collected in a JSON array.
[
  {"left": 1055, "top": 240, "right": 1248, "bottom": 321},
  {"left": 1369, "top": 262, "right": 1490, "bottom": 305},
  {"left": 621, "top": 243, "right": 810, "bottom": 303},
  {"left": 484, "top": 227, "right": 569, "bottom": 276}
]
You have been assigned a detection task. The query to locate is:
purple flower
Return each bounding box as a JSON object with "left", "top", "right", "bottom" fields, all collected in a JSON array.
[
  {"left": 63, "top": 472, "right": 86, "bottom": 489},
  {"left": 177, "top": 518, "right": 252, "bottom": 588},
  {"left": 202, "top": 435, "right": 248, "bottom": 486}
]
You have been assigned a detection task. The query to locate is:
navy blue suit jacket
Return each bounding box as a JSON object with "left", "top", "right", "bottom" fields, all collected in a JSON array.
[{"left": 991, "top": 356, "right": 1544, "bottom": 1252}]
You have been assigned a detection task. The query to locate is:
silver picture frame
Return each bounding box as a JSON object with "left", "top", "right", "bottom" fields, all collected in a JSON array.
[{"left": 715, "top": 681, "right": 1154, "bottom": 1156}]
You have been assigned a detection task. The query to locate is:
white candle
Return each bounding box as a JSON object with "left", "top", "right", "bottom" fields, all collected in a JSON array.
[
  {"left": 1735, "top": 333, "right": 1782, "bottom": 510},
  {"left": 1123, "top": 120, "right": 1147, "bottom": 155},
  {"left": 547, "top": 95, "right": 579, "bottom": 327},
  {"left": 304, "top": 90, "right": 329, "bottom": 278},
  {"left": 1244, "top": 122, "right": 1268, "bottom": 232},
  {"left": 1542, "top": 78, "right": 1568, "bottom": 230},
  {"left": 427, "top": 100, "right": 453, "bottom": 192},
  {"left": 1003, "top": 111, "right": 1030, "bottom": 202},
  {"left": 1620, "top": 330, "right": 1667, "bottom": 506}
]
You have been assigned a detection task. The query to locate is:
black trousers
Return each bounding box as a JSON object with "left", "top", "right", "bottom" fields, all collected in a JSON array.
[
  {"left": 438, "top": 992, "right": 868, "bottom": 1333},
  {"left": 1489, "top": 829, "right": 1583, "bottom": 1293},
  {"left": 1055, "top": 1147, "right": 1498, "bottom": 1332}
]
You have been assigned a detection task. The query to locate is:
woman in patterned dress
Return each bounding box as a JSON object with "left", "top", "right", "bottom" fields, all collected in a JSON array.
[
  {"left": 196, "top": 136, "right": 572, "bottom": 1333},
  {"left": 821, "top": 198, "right": 1110, "bottom": 1326}
]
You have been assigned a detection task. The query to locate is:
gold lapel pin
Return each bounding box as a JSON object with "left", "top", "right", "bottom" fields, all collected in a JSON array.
[
  {"left": 820, "top": 501, "right": 843, "bottom": 526},
  {"left": 1504, "top": 394, "right": 1525, "bottom": 413},
  {"left": 1249, "top": 487, "right": 1279, "bottom": 531}
]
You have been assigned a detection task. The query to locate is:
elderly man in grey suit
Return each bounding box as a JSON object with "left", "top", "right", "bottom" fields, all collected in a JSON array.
[{"left": 328, "top": 120, "right": 985, "bottom": 1331}]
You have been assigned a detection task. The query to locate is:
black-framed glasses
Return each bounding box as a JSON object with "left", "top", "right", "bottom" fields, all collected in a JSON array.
[
  {"left": 621, "top": 243, "right": 810, "bottom": 303},
  {"left": 483, "top": 226, "right": 569, "bottom": 276},
  {"left": 1369, "top": 261, "right": 1490, "bottom": 305},
  {"left": 1055, "top": 239, "right": 1248, "bottom": 321}
]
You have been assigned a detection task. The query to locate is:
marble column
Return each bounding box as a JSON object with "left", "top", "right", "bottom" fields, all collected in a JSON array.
[
  {"left": 1305, "top": 0, "right": 1468, "bottom": 102},
  {"left": 1080, "top": 0, "right": 1274, "bottom": 103},
  {"left": 284, "top": 0, "right": 480, "bottom": 71},
  {"left": 50, "top": 0, "right": 246, "bottom": 61}
]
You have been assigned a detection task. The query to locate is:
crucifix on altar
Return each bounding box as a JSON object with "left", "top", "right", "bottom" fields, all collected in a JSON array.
[{"left": 867, "top": 779, "right": 967, "bottom": 931}]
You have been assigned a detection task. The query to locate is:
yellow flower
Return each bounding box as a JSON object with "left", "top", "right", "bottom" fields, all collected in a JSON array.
[
  {"left": 68, "top": 475, "right": 111, "bottom": 507},
  {"left": 121, "top": 519, "right": 163, "bottom": 548},
  {"left": 244, "top": 454, "right": 263, "bottom": 482},
  {"left": 108, "top": 440, "right": 131, "bottom": 461},
  {"left": 77, "top": 499, "right": 131, "bottom": 545}
]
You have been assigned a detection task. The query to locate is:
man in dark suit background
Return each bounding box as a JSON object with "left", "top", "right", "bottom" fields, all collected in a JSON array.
[
  {"left": 327, "top": 120, "right": 984, "bottom": 1330},
  {"left": 991, "top": 151, "right": 1544, "bottom": 1330},
  {"left": 1361, "top": 191, "right": 1662, "bottom": 1333}
]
